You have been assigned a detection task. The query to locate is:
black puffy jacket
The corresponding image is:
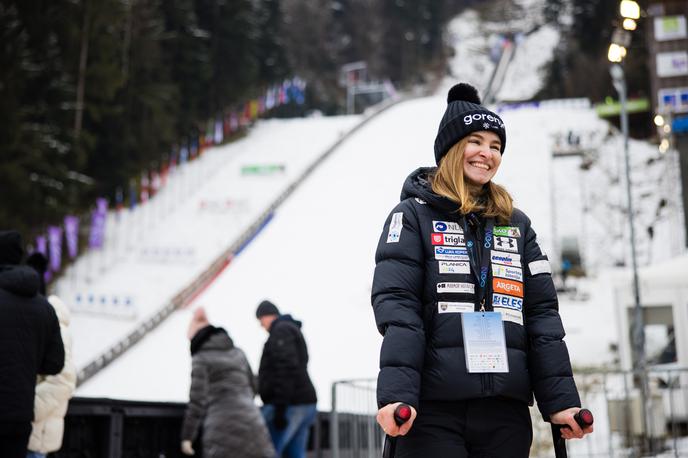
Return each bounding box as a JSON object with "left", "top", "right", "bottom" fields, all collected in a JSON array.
[
  {"left": 372, "top": 168, "right": 580, "bottom": 419},
  {"left": 258, "top": 314, "right": 317, "bottom": 406},
  {"left": 0, "top": 265, "right": 65, "bottom": 423}
]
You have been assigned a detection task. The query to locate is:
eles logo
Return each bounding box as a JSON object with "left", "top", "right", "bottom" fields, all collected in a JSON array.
[{"left": 492, "top": 293, "right": 523, "bottom": 311}]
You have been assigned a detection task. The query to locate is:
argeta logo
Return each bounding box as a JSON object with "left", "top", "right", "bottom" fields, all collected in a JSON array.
[{"left": 492, "top": 278, "right": 523, "bottom": 297}]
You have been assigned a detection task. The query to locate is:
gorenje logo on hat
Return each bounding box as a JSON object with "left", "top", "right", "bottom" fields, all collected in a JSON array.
[{"left": 463, "top": 112, "right": 504, "bottom": 130}]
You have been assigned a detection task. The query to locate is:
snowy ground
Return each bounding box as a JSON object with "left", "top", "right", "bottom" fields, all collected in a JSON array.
[{"left": 56, "top": 115, "right": 362, "bottom": 369}]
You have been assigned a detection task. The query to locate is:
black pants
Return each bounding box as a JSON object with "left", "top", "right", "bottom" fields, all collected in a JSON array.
[
  {"left": 0, "top": 421, "right": 32, "bottom": 458},
  {"left": 395, "top": 397, "right": 532, "bottom": 458}
]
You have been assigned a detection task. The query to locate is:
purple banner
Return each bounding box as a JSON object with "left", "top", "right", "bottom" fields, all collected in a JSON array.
[
  {"left": 88, "top": 197, "right": 108, "bottom": 249},
  {"left": 64, "top": 215, "right": 79, "bottom": 259},
  {"left": 35, "top": 235, "right": 47, "bottom": 256},
  {"left": 48, "top": 226, "right": 63, "bottom": 272}
]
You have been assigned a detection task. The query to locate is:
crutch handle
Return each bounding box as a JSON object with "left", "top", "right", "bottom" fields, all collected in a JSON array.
[
  {"left": 552, "top": 408, "right": 594, "bottom": 458},
  {"left": 382, "top": 404, "right": 412, "bottom": 458}
]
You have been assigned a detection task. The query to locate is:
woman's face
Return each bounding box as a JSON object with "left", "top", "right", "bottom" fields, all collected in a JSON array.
[{"left": 462, "top": 131, "right": 502, "bottom": 187}]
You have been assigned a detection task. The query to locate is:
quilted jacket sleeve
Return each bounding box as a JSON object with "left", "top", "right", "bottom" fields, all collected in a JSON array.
[
  {"left": 371, "top": 200, "right": 426, "bottom": 410},
  {"left": 520, "top": 211, "right": 581, "bottom": 419},
  {"left": 181, "top": 357, "right": 208, "bottom": 441}
]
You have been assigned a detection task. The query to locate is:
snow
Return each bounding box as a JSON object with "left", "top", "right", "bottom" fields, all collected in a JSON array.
[
  {"left": 67, "top": 0, "right": 688, "bottom": 428},
  {"left": 57, "top": 115, "right": 362, "bottom": 369}
]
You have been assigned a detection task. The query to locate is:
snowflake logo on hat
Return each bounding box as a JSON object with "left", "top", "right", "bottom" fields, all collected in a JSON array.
[{"left": 483, "top": 122, "right": 490, "bottom": 129}]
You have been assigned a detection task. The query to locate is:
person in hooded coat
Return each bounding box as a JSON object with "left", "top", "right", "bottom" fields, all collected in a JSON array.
[
  {"left": 0, "top": 231, "right": 64, "bottom": 458},
  {"left": 181, "top": 307, "right": 275, "bottom": 458},
  {"left": 372, "top": 84, "right": 593, "bottom": 457}
]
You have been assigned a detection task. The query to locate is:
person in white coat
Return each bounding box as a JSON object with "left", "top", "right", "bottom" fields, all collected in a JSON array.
[{"left": 26, "top": 295, "right": 76, "bottom": 458}]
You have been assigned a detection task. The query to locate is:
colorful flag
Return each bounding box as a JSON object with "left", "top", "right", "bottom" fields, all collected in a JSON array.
[
  {"left": 140, "top": 172, "right": 149, "bottom": 203},
  {"left": 88, "top": 197, "right": 108, "bottom": 249},
  {"left": 129, "top": 178, "right": 138, "bottom": 209},
  {"left": 64, "top": 215, "right": 79, "bottom": 259},
  {"left": 35, "top": 235, "right": 47, "bottom": 256},
  {"left": 48, "top": 225, "right": 63, "bottom": 272},
  {"left": 115, "top": 187, "right": 124, "bottom": 213},
  {"left": 214, "top": 119, "right": 223, "bottom": 144}
]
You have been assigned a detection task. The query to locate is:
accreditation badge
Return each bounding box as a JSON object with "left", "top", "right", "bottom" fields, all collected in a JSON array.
[{"left": 461, "top": 312, "right": 509, "bottom": 373}]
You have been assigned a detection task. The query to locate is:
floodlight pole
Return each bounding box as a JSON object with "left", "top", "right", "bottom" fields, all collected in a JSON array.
[{"left": 610, "top": 63, "right": 650, "bottom": 453}]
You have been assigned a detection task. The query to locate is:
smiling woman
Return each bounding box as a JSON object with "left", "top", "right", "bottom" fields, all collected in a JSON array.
[{"left": 371, "top": 83, "right": 593, "bottom": 457}]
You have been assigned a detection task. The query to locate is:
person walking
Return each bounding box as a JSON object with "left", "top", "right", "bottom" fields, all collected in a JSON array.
[
  {"left": 181, "top": 307, "right": 274, "bottom": 458},
  {"left": 26, "top": 293, "right": 77, "bottom": 458},
  {"left": 372, "top": 83, "right": 593, "bottom": 457},
  {"left": 0, "top": 231, "right": 64, "bottom": 458},
  {"left": 255, "top": 300, "right": 317, "bottom": 458}
]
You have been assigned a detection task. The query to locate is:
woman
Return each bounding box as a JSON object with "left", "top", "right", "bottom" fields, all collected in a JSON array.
[
  {"left": 27, "top": 294, "right": 76, "bottom": 458},
  {"left": 181, "top": 307, "right": 275, "bottom": 458},
  {"left": 372, "top": 83, "right": 593, "bottom": 457}
]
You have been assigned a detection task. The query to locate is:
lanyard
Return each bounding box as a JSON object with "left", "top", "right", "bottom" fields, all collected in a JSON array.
[{"left": 463, "top": 214, "right": 495, "bottom": 311}]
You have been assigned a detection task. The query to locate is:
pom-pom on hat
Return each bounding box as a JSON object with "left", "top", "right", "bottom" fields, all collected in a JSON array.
[
  {"left": 433, "top": 83, "right": 506, "bottom": 164},
  {"left": 187, "top": 306, "right": 210, "bottom": 340}
]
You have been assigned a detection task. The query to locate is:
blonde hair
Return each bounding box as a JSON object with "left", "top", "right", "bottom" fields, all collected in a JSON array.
[{"left": 430, "top": 139, "right": 513, "bottom": 224}]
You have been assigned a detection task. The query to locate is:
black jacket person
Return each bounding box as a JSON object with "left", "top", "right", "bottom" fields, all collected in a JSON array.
[
  {"left": 0, "top": 231, "right": 64, "bottom": 458},
  {"left": 372, "top": 84, "right": 592, "bottom": 457},
  {"left": 256, "top": 300, "right": 317, "bottom": 458}
]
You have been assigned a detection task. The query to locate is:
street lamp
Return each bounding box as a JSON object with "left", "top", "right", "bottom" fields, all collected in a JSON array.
[{"left": 610, "top": 60, "right": 651, "bottom": 452}]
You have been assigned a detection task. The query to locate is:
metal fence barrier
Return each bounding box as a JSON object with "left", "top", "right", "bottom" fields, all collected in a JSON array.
[
  {"left": 331, "top": 368, "right": 688, "bottom": 458},
  {"left": 331, "top": 379, "right": 383, "bottom": 458}
]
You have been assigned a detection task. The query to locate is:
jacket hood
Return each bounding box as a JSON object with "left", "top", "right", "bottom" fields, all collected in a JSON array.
[
  {"left": 271, "top": 314, "right": 302, "bottom": 331},
  {"left": 400, "top": 167, "right": 460, "bottom": 213},
  {"left": 0, "top": 265, "right": 40, "bottom": 297},
  {"left": 190, "top": 326, "right": 233, "bottom": 355},
  {"left": 48, "top": 294, "right": 71, "bottom": 326}
]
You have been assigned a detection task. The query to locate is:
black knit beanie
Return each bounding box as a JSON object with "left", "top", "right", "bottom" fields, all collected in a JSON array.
[
  {"left": 256, "top": 300, "right": 280, "bottom": 318},
  {"left": 434, "top": 83, "right": 506, "bottom": 164},
  {"left": 0, "top": 230, "right": 24, "bottom": 265}
]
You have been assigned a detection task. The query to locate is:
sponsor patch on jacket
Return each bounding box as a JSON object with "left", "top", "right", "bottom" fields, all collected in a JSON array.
[
  {"left": 493, "top": 226, "right": 521, "bottom": 238},
  {"left": 431, "top": 233, "right": 465, "bottom": 246},
  {"left": 492, "top": 264, "right": 523, "bottom": 282},
  {"left": 492, "top": 293, "right": 523, "bottom": 311},
  {"left": 438, "top": 301, "right": 474, "bottom": 313},
  {"left": 528, "top": 259, "right": 552, "bottom": 276},
  {"left": 494, "top": 306, "right": 523, "bottom": 325},
  {"left": 437, "top": 282, "right": 475, "bottom": 294},
  {"left": 432, "top": 220, "right": 463, "bottom": 233},
  {"left": 493, "top": 236, "right": 518, "bottom": 252},
  {"left": 434, "top": 246, "right": 469, "bottom": 261},
  {"left": 493, "top": 278, "right": 523, "bottom": 298},
  {"left": 415, "top": 198, "right": 427, "bottom": 204},
  {"left": 438, "top": 260, "right": 470, "bottom": 274},
  {"left": 490, "top": 250, "right": 521, "bottom": 266},
  {"left": 386, "top": 212, "right": 403, "bottom": 243}
]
